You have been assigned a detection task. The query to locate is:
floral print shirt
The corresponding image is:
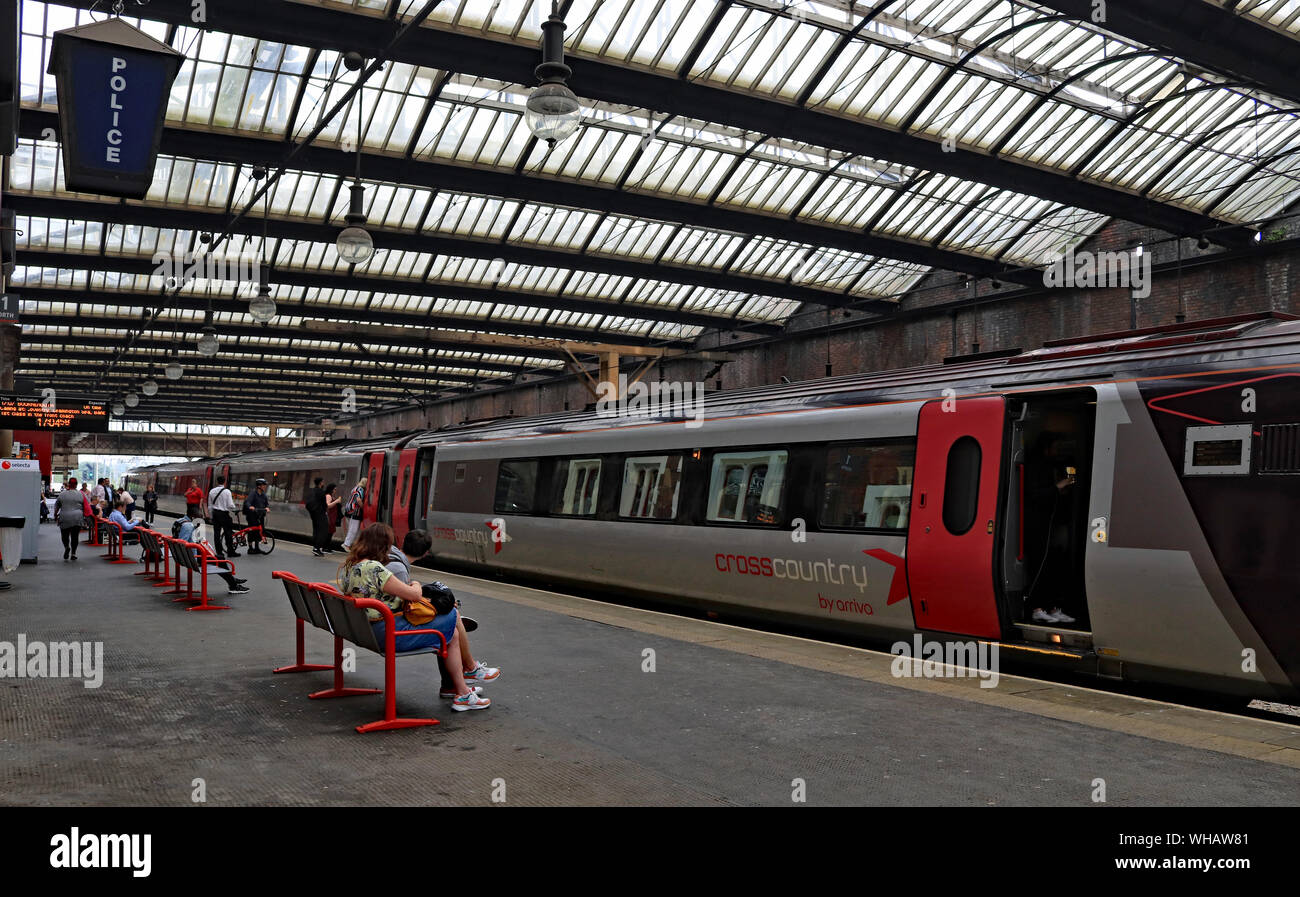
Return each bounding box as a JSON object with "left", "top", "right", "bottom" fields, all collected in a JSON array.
[{"left": 339, "top": 559, "right": 397, "bottom": 622}]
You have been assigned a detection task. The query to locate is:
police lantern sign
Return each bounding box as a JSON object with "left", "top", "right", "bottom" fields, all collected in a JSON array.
[{"left": 47, "top": 18, "right": 183, "bottom": 199}]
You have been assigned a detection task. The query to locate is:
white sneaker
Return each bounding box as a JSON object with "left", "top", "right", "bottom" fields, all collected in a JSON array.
[
  {"left": 451, "top": 691, "right": 492, "bottom": 712},
  {"left": 463, "top": 661, "right": 500, "bottom": 683},
  {"left": 1031, "top": 608, "right": 1058, "bottom": 624},
  {"left": 1049, "top": 607, "right": 1076, "bottom": 624},
  {"left": 439, "top": 685, "right": 482, "bottom": 699}
]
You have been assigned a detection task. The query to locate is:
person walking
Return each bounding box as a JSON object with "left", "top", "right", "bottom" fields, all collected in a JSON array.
[
  {"left": 341, "top": 477, "right": 367, "bottom": 551},
  {"left": 55, "top": 477, "right": 89, "bottom": 561},
  {"left": 207, "top": 475, "right": 239, "bottom": 560},
  {"left": 142, "top": 484, "right": 158, "bottom": 524}
]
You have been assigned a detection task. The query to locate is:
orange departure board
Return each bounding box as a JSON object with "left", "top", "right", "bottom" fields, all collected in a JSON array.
[{"left": 0, "top": 393, "right": 110, "bottom": 431}]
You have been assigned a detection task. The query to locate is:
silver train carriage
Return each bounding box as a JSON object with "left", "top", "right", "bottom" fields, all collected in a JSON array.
[{"left": 129, "top": 313, "right": 1300, "bottom": 702}]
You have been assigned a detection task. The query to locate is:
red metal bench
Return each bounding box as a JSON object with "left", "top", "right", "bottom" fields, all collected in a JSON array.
[
  {"left": 271, "top": 570, "right": 449, "bottom": 733},
  {"left": 98, "top": 518, "right": 138, "bottom": 565},
  {"left": 163, "top": 535, "right": 233, "bottom": 612}
]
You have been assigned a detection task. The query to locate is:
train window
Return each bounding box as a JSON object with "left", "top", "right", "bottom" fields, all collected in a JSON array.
[
  {"left": 398, "top": 466, "right": 412, "bottom": 508},
  {"left": 707, "top": 449, "right": 787, "bottom": 525},
  {"left": 820, "top": 442, "right": 916, "bottom": 530},
  {"left": 942, "top": 436, "right": 981, "bottom": 535},
  {"left": 494, "top": 459, "right": 540, "bottom": 514},
  {"left": 551, "top": 458, "right": 602, "bottom": 516},
  {"left": 619, "top": 454, "right": 684, "bottom": 520}
]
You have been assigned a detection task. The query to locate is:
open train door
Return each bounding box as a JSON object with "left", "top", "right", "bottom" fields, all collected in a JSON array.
[
  {"left": 361, "top": 451, "right": 384, "bottom": 526},
  {"left": 390, "top": 448, "right": 417, "bottom": 545},
  {"left": 905, "top": 396, "right": 1007, "bottom": 639}
]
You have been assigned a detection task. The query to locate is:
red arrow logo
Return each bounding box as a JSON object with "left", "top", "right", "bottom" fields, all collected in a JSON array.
[{"left": 863, "top": 548, "right": 909, "bottom": 606}]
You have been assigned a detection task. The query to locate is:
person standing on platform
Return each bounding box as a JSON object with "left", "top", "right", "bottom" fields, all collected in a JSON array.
[
  {"left": 304, "top": 477, "right": 329, "bottom": 557},
  {"left": 56, "top": 477, "right": 87, "bottom": 561},
  {"left": 207, "top": 476, "right": 239, "bottom": 560},
  {"left": 341, "top": 477, "right": 367, "bottom": 551},
  {"left": 142, "top": 484, "right": 158, "bottom": 524},
  {"left": 184, "top": 481, "right": 205, "bottom": 518},
  {"left": 323, "top": 483, "right": 342, "bottom": 552},
  {"left": 244, "top": 478, "right": 270, "bottom": 554}
]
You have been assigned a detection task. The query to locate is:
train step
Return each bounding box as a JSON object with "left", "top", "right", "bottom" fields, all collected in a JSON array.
[
  {"left": 1010, "top": 622, "right": 1094, "bottom": 652},
  {"left": 994, "top": 638, "right": 1095, "bottom": 661}
]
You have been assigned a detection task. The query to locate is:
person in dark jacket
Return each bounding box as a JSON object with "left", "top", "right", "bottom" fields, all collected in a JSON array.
[
  {"left": 142, "top": 485, "right": 158, "bottom": 524},
  {"left": 244, "top": 478, "right": 271, "bottom": 554},
  {"left": 305, "top": 477, "right": 330, "bottom": 557}
]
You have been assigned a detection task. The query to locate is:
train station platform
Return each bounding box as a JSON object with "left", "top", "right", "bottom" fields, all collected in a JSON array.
[{"left": 2, "top": 521, "right": 1298, "bottom": 807}]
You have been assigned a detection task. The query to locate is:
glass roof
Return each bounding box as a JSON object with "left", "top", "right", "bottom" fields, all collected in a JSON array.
[{"left": 9, "top": 0, "right": 1300, "bottom": 421}]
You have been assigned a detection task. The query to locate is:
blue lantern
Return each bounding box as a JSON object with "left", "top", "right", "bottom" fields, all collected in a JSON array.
[{"left": 47, "top": 18, "right": 184, "bottom": 199}]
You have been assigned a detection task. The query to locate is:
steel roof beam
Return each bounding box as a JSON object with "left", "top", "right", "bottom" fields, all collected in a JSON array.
[{"left": 42, "top": 0, "right": 1255, "bottom": 245}]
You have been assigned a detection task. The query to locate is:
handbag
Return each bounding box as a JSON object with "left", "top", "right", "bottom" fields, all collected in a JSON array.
[{"left": 403, "top": 581, "right": 456, "bottom": 624}]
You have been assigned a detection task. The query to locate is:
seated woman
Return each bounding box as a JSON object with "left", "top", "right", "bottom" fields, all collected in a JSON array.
[{"left": 338, "top": 523, "right": 490, "bottom": 712}]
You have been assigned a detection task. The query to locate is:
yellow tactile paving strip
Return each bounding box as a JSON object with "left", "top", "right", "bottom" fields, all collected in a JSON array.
[{"left": 434, "top": 569, "right": 1300, "bottom": 770}]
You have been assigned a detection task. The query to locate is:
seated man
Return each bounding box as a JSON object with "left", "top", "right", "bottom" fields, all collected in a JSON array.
[
  {"left": 385, "top": 529, "right": 498, "bottom": 696},
  {"left": 175, "top": 514, "right": 251, "bottom": 596},
  {"left": 107, "top": 498, "right": 145, "bottom": 543}
]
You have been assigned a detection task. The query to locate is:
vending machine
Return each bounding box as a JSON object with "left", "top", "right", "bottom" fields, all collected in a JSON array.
[{"left": 0, "top": 458, "right": 42, "bottom": 563}]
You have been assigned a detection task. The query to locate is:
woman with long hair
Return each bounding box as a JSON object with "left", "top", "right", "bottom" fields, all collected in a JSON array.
[
  {"left": 341, "top": 477, "right": 367, "bottom": 551},
  {"left": 337, "top": 523, "right": 490, "bottom": 711},
  {"left": 323, "top": 483, "right": 342, "bottom": 553}
]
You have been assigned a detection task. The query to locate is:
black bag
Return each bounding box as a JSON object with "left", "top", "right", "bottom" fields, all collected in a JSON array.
[
  {"left": 171, "top": 517, "right": 187, "bottom": 538},
  {"left": 421, "top": 581, "right": 456, "bottom": 615}
]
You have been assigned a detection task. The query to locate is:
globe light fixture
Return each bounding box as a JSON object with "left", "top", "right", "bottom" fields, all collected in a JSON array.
[
  {"left": 111, "top": 402, "right": 125, "bottom": 416},
  {"left": 141, "top": 379, "right": 159, "bottom": 396},
  {"left": 164, "top": 355, "right": 184, "bottom": 380},
  {"left": 526, "top": 3, "right": 581, "bottom": 145},
  {"left": 124, "top": 392, "right": 139, "bottom": 408},
  {"left": 197, "top": 326, "right": 219, "bottom": 357},
  {"left": 250, "top": 281, "right": 277, "bottom": 323},
  {"left": 336, "top": 183, "right": 373, "bottom": 265}
]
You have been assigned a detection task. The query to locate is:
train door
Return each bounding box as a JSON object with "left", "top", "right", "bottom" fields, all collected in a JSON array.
[
  {"left": 411, "top": 448, "right": 435, "bottom": 534},
  {"left": 361, "top": 452, "right": 384, "bottom": 526},
  {"left": 390, "top": 449, "right": 417, "bottom": 544},
  {"left": 905, "top": 396, "right": 1007, "bottom": 639}
]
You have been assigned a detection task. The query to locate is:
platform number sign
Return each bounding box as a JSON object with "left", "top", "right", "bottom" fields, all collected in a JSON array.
[{"left": 0, "top": 292, "right": 17, "bottom": 325}]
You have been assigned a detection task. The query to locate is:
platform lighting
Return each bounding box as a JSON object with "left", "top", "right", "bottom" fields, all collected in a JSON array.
[
  {"left": 111, "top": 402, "right": 125, "bottom": 416},
  {"left": 197, "top": 308, "right": 219, "bottom": 357},
  {"left": 124, "top": 392, "right": 139, "bottom": 408},
  {"left": 141, "top": 379, "right": 159, "bottom": 397},
  {"left": 1197, "top": 235, "right": 1210, "bottom": 249},
  {"left": 249, "top": 280, "right": 277, "bottom": 323},
  {"left": 526, "top": 2, "right": 581, "bottom": 145},
  {"left": 250, "top": 165, "right": 278, "bottom": 322},
  {"left": 164, "top": 349, "right": 183, "bottom": 381},
  {"left": 336, "top": 56, "right": 374, "bottom": 266}
]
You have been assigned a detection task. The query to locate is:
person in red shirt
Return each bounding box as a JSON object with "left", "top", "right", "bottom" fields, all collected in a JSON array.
[{"left": 184, "top": 482, "right": 205, "bottom": 518}]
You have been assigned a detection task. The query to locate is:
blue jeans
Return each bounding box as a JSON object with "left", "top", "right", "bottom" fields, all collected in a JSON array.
[{"left": 372, "top": 607, "right": 458, "bottom": 653}]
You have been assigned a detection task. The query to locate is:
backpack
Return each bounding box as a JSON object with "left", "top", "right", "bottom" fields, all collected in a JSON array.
[
  {"left": 343, "top": 486, "right": 363, "bottom": 518},
  {"left": 172, "top": 517, "right": 187, "bottom": 538}
]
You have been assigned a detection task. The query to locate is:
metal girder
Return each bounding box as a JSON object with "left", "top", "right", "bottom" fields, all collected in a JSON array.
[
  {"left": 14, "top": 299, "right": 683, "bottom": 354},
  {"left": 19, "top": 348, "right": 486, "bottom": 384},
  {"left": 17, "top": 332, "right": 542, "bottom": 375},
  {"left": 1035, "top": 0, "right": 1300, "bottom": 110},
  {"left": 13, "top": 247, "right": 782, "bottom": 335},
  {"left": 41, "top": 0, "right": 1256, "bottom": 245},
  {"left": 15, "top": 109, "right": 1044, "bottom": 286}
]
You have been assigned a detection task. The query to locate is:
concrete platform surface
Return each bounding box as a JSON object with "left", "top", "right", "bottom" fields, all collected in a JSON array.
[{"left": 2, "top": 522, "right": 1298, "bottom": 806}]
